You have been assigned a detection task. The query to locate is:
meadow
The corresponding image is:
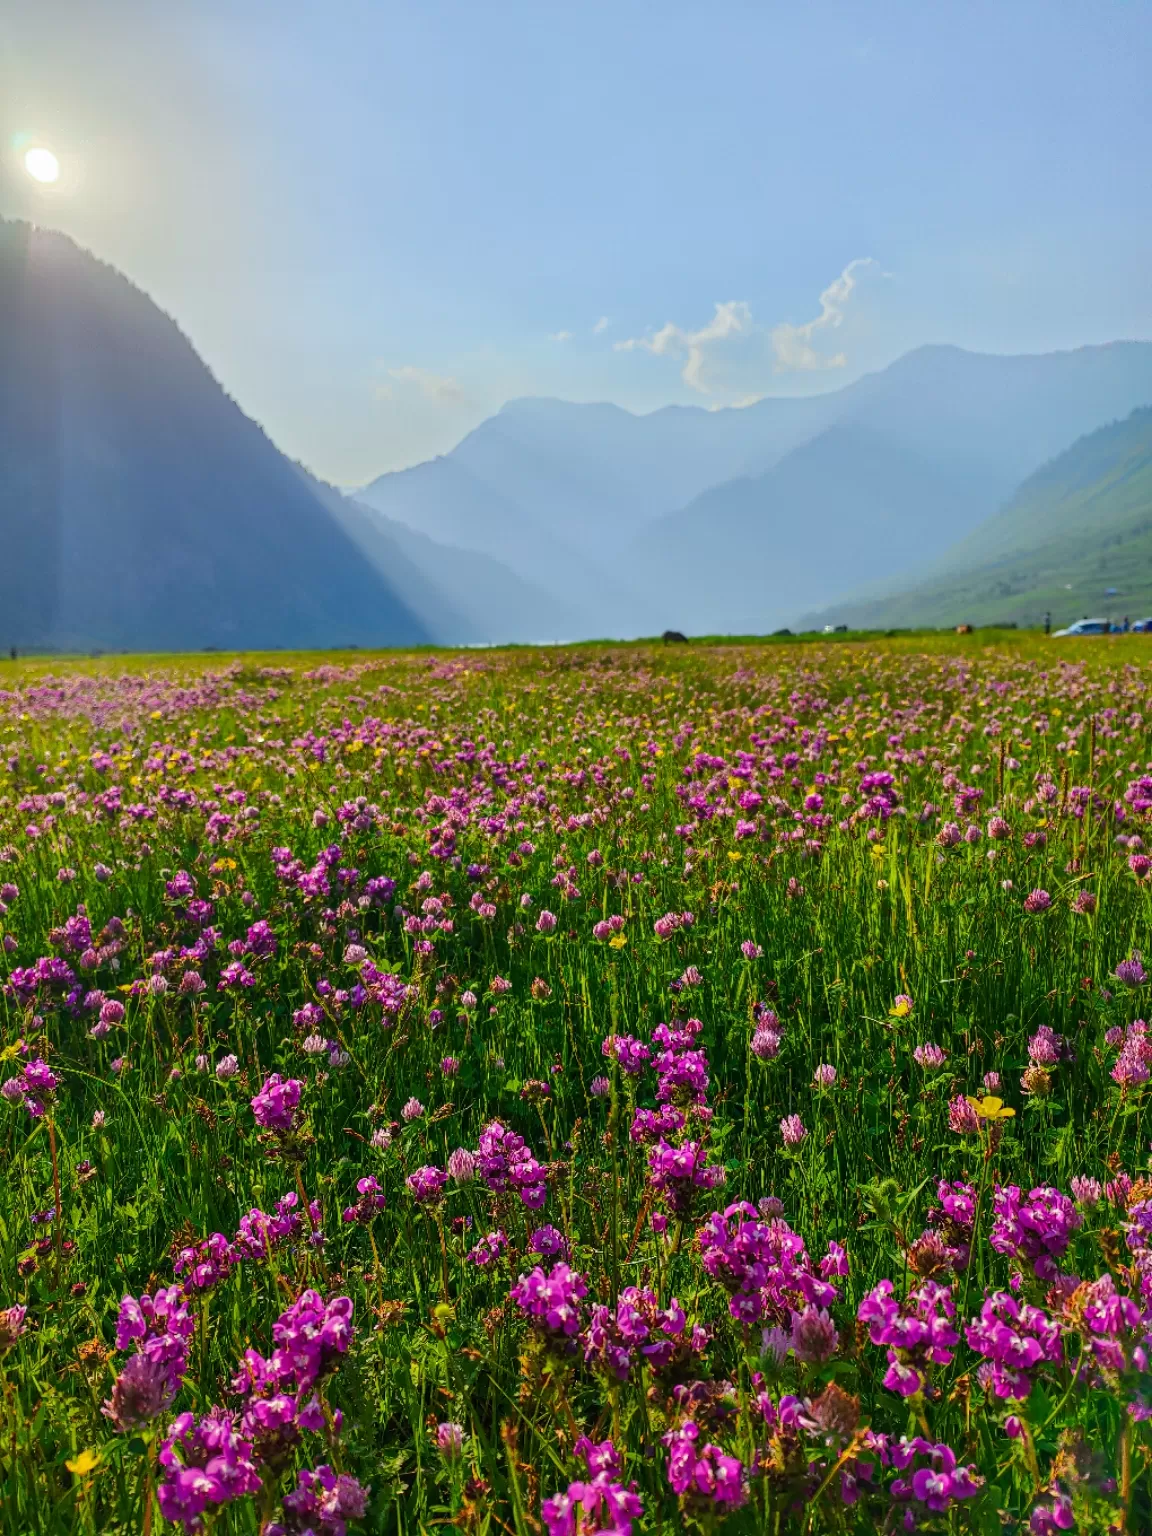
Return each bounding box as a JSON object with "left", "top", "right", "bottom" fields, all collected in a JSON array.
[{"left": 2, "top": 633, "right": 1151, "bottom": 1534}]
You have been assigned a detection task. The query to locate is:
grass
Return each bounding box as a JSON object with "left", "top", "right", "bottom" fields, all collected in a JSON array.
[{"left": 1, "top": 635, "right": 1150, "bottom": 1534}]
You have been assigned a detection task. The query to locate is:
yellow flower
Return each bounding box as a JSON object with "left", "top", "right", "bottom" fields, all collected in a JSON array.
[
  {"left": 66, "top": 1448, "right": 101, "bottom": 1477},
  {"left": 609, "top": 933, "right": 628, "bottom": 949},
  {"left": 727, "top": 851, "right": 743, "bottom": 862},
  {"left": 888, "top": 996, "right": 913, "bottom": 1018},
  {"left": 966, "top": 1095, "right": 1015, "bottom": 1121}
]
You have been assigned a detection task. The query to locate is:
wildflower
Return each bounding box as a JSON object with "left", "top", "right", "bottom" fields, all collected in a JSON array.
[
  {"left": 888, "top": 1439, "right": 982, "bottom": 1519},
  {"left": 751, "top": 1028, "right": 780, "bottom": 1059},
  {"left": 435, "top": 1422, "right": 466, "bottom": 1459},
  {"left": 965, "top": 1094, "right": 1015, "bottom": 1122},
  {"left": 406, "top": 1166, "right": 447, "bottom": 1203},
  {"left": 965, "top": 1292, "right": 1062, "bottom": 1398},
  {"left": 990, "top": 1185, "right": 1081, "bottom": 1281},
  {"left": 889, "top": 994, "right": 914, "bottom": 1018},
  {"left": 269, "top": 1463, "right": 369, "bottom": 1534},
  {"left": 341, "top": 1176, "right": 386, "bottom": 1225},
  {"left": 780, "top": 1114, "right": 807, "bottom": 1148},
  {"left": 251, "top": 1075, "right": 303, "bottom": 1134},
  {"left": 542, "top": 1438, "right": 644, "bottom": 1536},
  {"left": 465, "top": 1230, "right": 507, "bottom": 1267},
  {"left": 589, "top": 1075, "right": 610, "bottom": 1097},
  {"left": 647, "top": 1139, "right": 725, "bottom": 1215},
  {"left": 401, "top": 1097, "right": 425, "bottom": 1121},
  {"left": 857, "top": 1279, "right": 958, "bottom": 1397},
  {"left": 510, "top": 1262, "right": 588, "bottom": 1346},
  {"left": 1115, "top": 951, "right": 1148, "bottom": 986},
  {"left": 1023, "top": 889, "right": 1052, "bottom": 914},
  {"left": 741, "top": 940, "right": 763, "bottom": 959},
  {"left": 0, "top": 1305, "right": 27, "bottom": 1352},
  {"left": 914, "top": 1042, "right": 948, "bottom": 1069},
  {"left": 447, "top": 1147, "right": 477, "bottom": 1184},
  {"left": 536, "top": 910, "right": 558, "bottom": 934},
  {"left": 215, "top": 1055, "right": 240, "bottom": 1080},
  {"left": 812, "top": 1063, "right": 837, "bottom": 1088},
  {"left": 663, "top": 1421, "right": 747, "bottom": 1509}
]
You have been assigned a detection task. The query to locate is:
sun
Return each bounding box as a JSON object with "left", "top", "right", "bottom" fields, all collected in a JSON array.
[{"left": 24, "top": 146, "right": 60, "bottom": 184}]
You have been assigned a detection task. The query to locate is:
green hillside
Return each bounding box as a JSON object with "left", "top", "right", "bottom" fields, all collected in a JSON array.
[{"left": 802, "top": 407, "right": 1152, "bottom": 630}]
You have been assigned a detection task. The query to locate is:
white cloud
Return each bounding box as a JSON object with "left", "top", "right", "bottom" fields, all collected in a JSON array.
[
  {"left": 615, "top": 300, "right": 753, "bottom": 394},
  {"left": 770, "top": 258, "right": 875, "bottom": 372},
  {"left": 548, "top": 330, "right": 574, "bottom": 343},
  {"left": 592, "top": 315, "right": 610, "bottom": 335},
  {"left": 614, "top": 261, "right": 875, "bottom": 396},
  {"left": 384, "top": 365, "right": 466, "bottom": 404}
]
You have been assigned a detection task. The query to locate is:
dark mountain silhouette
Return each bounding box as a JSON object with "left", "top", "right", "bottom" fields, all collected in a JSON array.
[
  {"left": 799, "top": 407, "right": 1152, "bottom": 631},
  {"left": 0, "top": 219, "right": 438, "bottom": 651}
]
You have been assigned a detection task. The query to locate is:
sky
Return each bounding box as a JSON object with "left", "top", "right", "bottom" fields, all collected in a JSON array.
[{"left": 3, "top": 0, "right": 1152, "bottom": 485}]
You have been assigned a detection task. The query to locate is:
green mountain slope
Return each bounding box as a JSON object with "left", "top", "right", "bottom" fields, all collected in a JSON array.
[{"left": 801, "top": 408, "right": 1152, "bottom": 630}]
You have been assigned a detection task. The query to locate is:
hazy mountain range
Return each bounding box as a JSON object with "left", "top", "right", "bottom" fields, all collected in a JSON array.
[
  {"left": 4, "top": 217, "right": 1152, "bottom": 652},
  {"left": 800, "top": 407, "right": 1152, "bottom": 630}
]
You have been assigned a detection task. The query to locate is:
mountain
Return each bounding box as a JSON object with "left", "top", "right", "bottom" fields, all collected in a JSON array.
[
  {"left": 307, "top": 474, "right": 581, "bottom": 643},
  {"left": 0, "top": 220, "right": 561, "bottom": 653},
  {"left": 0, "top": 220, "right": 440, "bottom": 652},
  {"left": 360, "top": 341, "right": 1152, "bottom": 637},
  {"left": 798, "top": 408, "right": 1152, "bottom": 631},
  {"left": 628, "top": 343, "right": 1152, "bottom": 632}
]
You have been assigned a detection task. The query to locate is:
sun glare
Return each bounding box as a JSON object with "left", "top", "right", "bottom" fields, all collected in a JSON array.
[{"left": 24, "top": 146, "right": 60, "bottom": 183}]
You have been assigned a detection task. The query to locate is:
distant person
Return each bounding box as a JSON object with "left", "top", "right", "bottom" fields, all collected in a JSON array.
[
  {"left": 1043, "top": 612, "right": 1051, "bottom": 635},
  {"left": 8, "top": 647, "right": 14, "bottom": 661},
  {"left": 1124, "top": 616, "right": 1130, "bottom": 632}
]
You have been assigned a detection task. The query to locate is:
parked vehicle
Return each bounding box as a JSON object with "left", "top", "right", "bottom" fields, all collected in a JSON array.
[{"left": 1052, "top": 618, "right": 1110, "bottom": 636}]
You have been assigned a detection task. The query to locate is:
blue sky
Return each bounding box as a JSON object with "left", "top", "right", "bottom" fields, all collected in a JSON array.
[{"left": 4, "top": 0, "right": 1151, "bottom": 483}]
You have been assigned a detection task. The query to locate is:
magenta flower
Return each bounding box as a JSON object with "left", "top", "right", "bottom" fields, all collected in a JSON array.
[
  {"left": 663, "top": 1421, "right": 746, "bottom": 1509},
  {"left": 406, "top": 1166, "right": 447, "bottom": 1203},
  {"left": 250, "top": 1074, "right": 303, "bottom": 1134}
]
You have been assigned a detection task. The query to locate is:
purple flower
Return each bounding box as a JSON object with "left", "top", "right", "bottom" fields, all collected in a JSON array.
[
  {"left": 406, "top": 1166, "right": 448, "bottom": 1203},
  {"left": 948, "top": 1095, "right": 980, "bottom": 1134},
  {"left": 510, "top": 1262, "right": 588, "bottom": 1344},
  {"left": 663, "top": 1421, "right": 746, "bottom": 1509},
  {"left": 268, "top": 1463, "right": 369, "bottom": 1536},
  {"left": 465, "top": 1230, "right": 508, "bottom": 1267},
  {"left": 251, "top": 1074, "right": 303, "bottom": 1134},
  {"left": 1023, "top": 889, "right": 1052, "bottom": 914},
  {"left": 542, "top": 1438, "right": 644, "bottom": 1536},
  {"left": 447, "top": 1147, "right": 477, "bottom": 1184},
  {"left": 647, "top": 1139, "right": 725, "bottom": 1216},
  {"left": 699, "top": 1204, "right": 839, "bottom": 1326},
  {"left": 476, "top": 1120, "right": 547, "bottom": 1208},
  {"left": 341, "top": 1176, "right": 386, "bottom": 1226},
  {"left": 1115, "top": 951, "right": 1149, "bottom": 987},
  {"left": 914, "top": 1042, "right": 948, "bottom": 1069},
  {"left": 436, "top": 1421, "right": 466, "bottom": 1459},
  {"left": 965, "top": 1292, "right": 1062, "bottom": 1398},
  {"left": 157, "top": 1410, "right": 261, "bottom": 1531},
  {"left": 857, "top": 1279, "right": 958, "bottom": 1397},
  {"left": 990, "top": 1185, "right": 1082, "bottom": 1281}
]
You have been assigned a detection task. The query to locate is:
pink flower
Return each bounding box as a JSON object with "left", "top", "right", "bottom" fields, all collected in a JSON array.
[{"left": 780, "top": 1114, "right": 807, "bottom": 1148}]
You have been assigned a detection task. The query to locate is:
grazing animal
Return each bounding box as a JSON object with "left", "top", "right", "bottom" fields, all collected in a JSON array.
[
  {"left": 955, "top": 624, "right": 973, "bottom": 635},
  {"left": 662, "top": 629, "right": 689, "bottom": 644}
]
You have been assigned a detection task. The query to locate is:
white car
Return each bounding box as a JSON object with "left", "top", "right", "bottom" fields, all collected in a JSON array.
[{"left": 1052, "top": 618, "right": 1110, "bottom": 636}]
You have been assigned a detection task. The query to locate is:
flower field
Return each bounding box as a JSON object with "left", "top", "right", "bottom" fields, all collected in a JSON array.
[{"left": 3, "top": 635, "right": 1152, "bottom": 1534}]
